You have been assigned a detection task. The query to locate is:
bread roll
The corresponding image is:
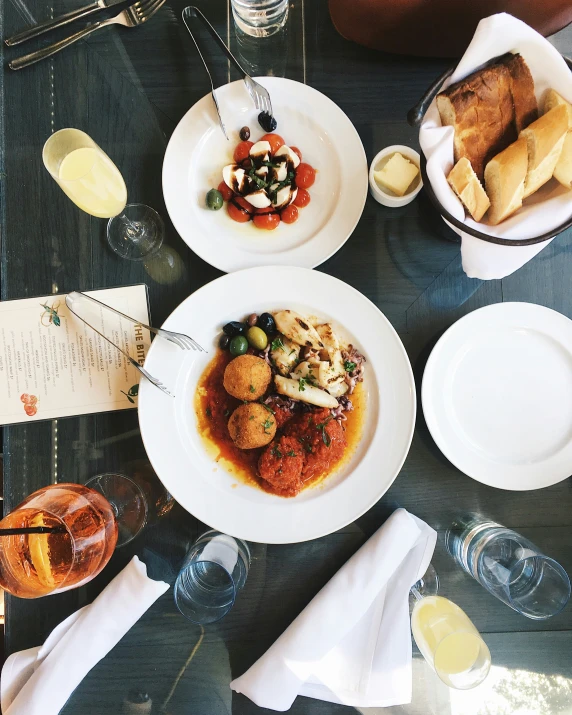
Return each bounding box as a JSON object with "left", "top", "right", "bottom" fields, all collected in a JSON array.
[
  {"left": 499, "top": 53, "right": 538, "bottom": 132},
  {"left": 553, "top": 131, "right": 572, "bottom": 188},
  {"left": 484, "top": 137, "right": 528, "bottom": 225},
  {"left": 437, "top": 62, "right": 516, "bottom": 181},
  {"left": 520, "top": 104, "right": 568, "bottom": 197},
  {"left": 543, "top": 88, "right": 572, "bottom": 129},
  {"left": 447, "top": 157, "right": 490, "bottom": 221}
]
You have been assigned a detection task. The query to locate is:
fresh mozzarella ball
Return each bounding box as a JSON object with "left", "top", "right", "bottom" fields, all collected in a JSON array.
[
  {"left": 249, "top": 141, "right": 271, "bottom": 159},
  {"left": 272, "top": 161, "right": 288, "bottom": 182},
  {"left": 272, "top": 185, "right": 294, "bottom": 209},
  {"left": 244, "top": 189, "right": 271, "bottom": 208},
  {"left": 255, "top": 166, "right": 269, "bottom": 178},
  {"left": 274, "top": 145, "right": 301, "bottom": 169}
]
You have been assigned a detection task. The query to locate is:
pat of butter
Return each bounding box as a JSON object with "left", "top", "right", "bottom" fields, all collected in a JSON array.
[{"left": 374, "top": 152, "right": 419, "bottom": 197}]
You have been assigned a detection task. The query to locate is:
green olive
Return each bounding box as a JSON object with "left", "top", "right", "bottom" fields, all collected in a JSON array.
[
  {"left": 246, "top": 326, "right": 268, "bottom": 350},
  {"left": 206, "top": 189, "right": 223, "bottom": 210},
  {"left": 229, "top": 335, "right": 249, "bottom": 356}
]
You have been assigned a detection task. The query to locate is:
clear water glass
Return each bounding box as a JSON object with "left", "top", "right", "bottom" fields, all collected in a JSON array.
[
  {"left": 231, "top": 0, "right": 288, "bottom": 37},
  {"left": 174, "top": 530, "right": 250, "bottom": 624},
  {"left": 446, "top": 515, "right": 571, "bottom": 620}
]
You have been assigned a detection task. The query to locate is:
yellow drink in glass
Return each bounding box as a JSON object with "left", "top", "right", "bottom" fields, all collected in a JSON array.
[
  {"left": 411, "top": 595, "right": 491, "bottom": 689},
  {"left": 43, "top": 129, "right": 127, "bottom": 218}
]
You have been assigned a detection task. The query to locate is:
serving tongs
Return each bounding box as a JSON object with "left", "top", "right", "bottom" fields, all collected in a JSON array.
[
  {"left": 181, "top": 6, "right": 274, "bottom": 139},
  {"left": 65, "top": 291, "right": 205, "bottom": 398}
]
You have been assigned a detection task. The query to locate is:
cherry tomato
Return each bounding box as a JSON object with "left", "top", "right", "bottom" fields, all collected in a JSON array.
[
  {"left": 227, "top": 197, "right": 253, "bottom": 223},
  {"left": 293, "top": 188, "right": 311, "bottom": 208},
  {"left": 233, "top": 141, "right": 254, "bottom": 163},
  {"left": 290, "top": 146, "right": 302, "bottom": 161},
  {"left": 217, "top": 181, "right": 233, "bottom": 202},
  {"left": 260, "top": 133, "right": 285, "bottom": 154},
  {"left": 253, "top": 206, "right": 280, "bottom": 230},
  {"left": 280, "top": 204, "right": 299, "bottom": 224},
  {"left": 20, "top": 393, "right": 31, "bottom": 403},
  {"left": 24, "top": 404, "right": 37, "bottom": 416},
  {"left": 295, "top": 163, "right": 316, "bottom": 189}
]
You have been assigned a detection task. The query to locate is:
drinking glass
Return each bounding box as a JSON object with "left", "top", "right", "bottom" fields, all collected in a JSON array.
[
  {"left": 86, "top": 473, "right": 148, "bottom": 547},
  {"left": 43, "top": 129, "right": 163, "bottom": 260},
  {"left": 0, "top": 483, "right": 118, "bottom": 598},
  {"left": 410, "top": 565, "right": 491, "bottom": 690},
  {"left": 174, "top": 530, "right": 250, "bottom": 624},
  {"left": 446, "top": 515, "right": 571, "bottom": 620},
  {"left": 231, "top": 0, "right": 288, "bottom": 37}
]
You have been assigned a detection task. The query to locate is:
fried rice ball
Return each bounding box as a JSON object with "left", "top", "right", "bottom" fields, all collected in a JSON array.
[
  {"left": 223, "top": 355, "right": 271, "bottom": 401},
  {"left": 228, "top": 403, "right": 277, "bottom": 449}
]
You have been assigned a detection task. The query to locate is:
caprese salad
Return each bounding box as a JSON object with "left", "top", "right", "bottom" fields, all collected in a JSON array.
[{"left": 205, "top": 128, "right": 316, "bottom": 230}]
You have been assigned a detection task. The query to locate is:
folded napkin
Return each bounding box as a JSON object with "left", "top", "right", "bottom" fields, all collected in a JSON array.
[
  {"left": 1, "top": 556, "right": 169, "bottom": 715},
  {"left": 230, "top": 509, "right": 436, "bottom": 711},
  {"left": 419, "top": 13, "right": 572, "bottom": 280}
]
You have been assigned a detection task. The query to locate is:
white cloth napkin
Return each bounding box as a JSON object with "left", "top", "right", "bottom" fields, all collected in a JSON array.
[
  {"left": 230, "top": 509, "right": 436, "bottom": 711},
  {"left": 419, "top": 13, "right": 572, "bottom": 280},
  {"left": 1, "top": 556, "right": 169, "bottom": 715}
]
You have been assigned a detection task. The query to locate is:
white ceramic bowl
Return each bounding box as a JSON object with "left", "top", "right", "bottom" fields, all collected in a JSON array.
[{"left": 369, "top": 145, "right": 423, "bottom": 208}]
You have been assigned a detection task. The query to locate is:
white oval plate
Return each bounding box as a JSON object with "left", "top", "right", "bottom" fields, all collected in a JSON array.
[
  {"left": 139, "top": 267, "right": 415, "bottom": 543},
  {"left": 422, "top": 302, "right": 572, "bottom": 491},
  {"left": 162, "top": 78, "right": 368, "bottom": 273}
]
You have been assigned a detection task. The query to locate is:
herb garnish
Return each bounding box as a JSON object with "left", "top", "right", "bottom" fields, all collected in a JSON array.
[
  {"left": 344, "top": 360, "right": 357, "bottom": 373},
  {"left": 298, "top": 436, "right": 313, "bottom": 454},
  {"left": 224, "top": 409, "right": 231, "bottom": 418},
  {"left": 316, "top": 415, "right": 333, "bottom": 447},
  {"left": 286, "top": 450, "right": 296, "bottom": 457},
  {"left": 262, "top": 403, "right": 276, "bottom": 415},
  {"left": 298, "top": 377, "right": 307, "bottom": 392},
  {"left": 263, "top": 417, "right": 274, "bottom": 434},
  {"left": 271, "top": 445, "right": 283, "bottom": 458},
  {"left": 271, "top": 336, "right": 285, "bottom": 352},
  {"left": 249, "top": 384, "right": 255, "bottom": 393}
]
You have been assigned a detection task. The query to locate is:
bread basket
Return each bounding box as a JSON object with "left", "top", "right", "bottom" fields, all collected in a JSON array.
[{"left": 408, "top": 54, "right": 572, "bottom": 247}]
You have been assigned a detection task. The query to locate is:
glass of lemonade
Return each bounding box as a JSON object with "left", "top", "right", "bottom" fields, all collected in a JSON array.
[
  {"left": 43, "top": 128, "right": 164, "bottom": 260},
  {"left": 410, "top": 567, "right": 491, "bottom": 690}
]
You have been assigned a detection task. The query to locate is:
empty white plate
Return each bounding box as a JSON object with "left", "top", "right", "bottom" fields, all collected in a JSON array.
[
  {"left": 422, "top": 302, "right": 572, "bottom": 490},
  {"left": 162, "top": 77, "right": 368, "bottom": 273}
]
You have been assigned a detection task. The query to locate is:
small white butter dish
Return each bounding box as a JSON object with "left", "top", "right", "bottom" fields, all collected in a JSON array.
[{"left": 369, "top": 145, "right": 423, "bottom": 207}]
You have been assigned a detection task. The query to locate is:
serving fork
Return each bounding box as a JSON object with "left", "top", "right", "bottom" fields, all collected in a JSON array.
[
  {"left": 182, "top": 6, "right": 274, "bottom": 138},
  {"left": 65, "top": 291, "right": 205, "bottom": 398},
  {"left": 10, "top": 0, "right": 165, "bottom": 70}
]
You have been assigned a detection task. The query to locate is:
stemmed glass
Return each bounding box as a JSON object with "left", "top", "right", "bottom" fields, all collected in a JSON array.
[
  {"left": 410, "top": 565, "right": 491, "bottom": 690},
  {"left": 86, "top": 473, "right": 148, "bottom": 547},
  {"left": 43, "top": 128, "right": 164, "bottom": 260}
]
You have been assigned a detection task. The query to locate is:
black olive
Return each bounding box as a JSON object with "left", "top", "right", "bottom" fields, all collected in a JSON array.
[
  {"left": 219, "top": 334, "right": 230, "bottom": 350},
  {"left": 222, "top": 321, "right": 246, "bottom": 337},
  {"left": 258, "top": 111, "right": 277, "bottom": 132},
  {"left": 239, "top": 126, "right": 251, "bottom": 141},
  {"left": 258, "top": 312, "right": 276, "bottom": 335}
]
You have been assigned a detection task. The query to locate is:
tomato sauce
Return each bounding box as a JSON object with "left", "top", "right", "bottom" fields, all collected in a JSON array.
[{"left": 195, "top": 350, "right": 365, "bottom": 497}]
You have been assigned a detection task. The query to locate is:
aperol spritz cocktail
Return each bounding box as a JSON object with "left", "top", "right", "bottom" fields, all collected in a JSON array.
[{"left": 0, "top": 483, "right": 118, "bottom": 598}]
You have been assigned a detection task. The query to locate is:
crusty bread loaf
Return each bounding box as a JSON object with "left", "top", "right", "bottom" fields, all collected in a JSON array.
[
  {"left": 447, "top": 157, "right": 490, "bottom": 221},
  {"left": 498, "top": 53, "right": 538, "bottom": 132},
  {"left": 553, "top": 131, "right": 572, "bottom": 188},
  {"left": 484, "top": 137, "right": 528, "bottom": 225},
  {"left": 543, "top": 89, "right": 572, "bottom": 129},
  {"left": 437, "top": 61, "right": 516, "bottom": 181},
  {"left": 520, "top": 104, "right": 568, "bottom": 198}
]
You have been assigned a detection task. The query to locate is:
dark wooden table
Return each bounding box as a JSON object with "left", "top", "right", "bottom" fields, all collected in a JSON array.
[{"left": 2, "top": 1, "right": 572, "bottom": 712}]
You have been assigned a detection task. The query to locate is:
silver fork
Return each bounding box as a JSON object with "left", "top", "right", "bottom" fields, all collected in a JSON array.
[
  {"left": 66, "top": 291, "right": 206, "bottom": 352},
  {"left": 182, "top": 6, "right": 274, "bottom": 134},
  {"left": 10, "top": 0, "right": 166, "bottom": 70}
]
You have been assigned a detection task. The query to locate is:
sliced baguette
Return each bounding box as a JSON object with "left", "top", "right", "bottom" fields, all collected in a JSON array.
[
  {"left": 499, "top": 53, "right": 538, "bottom": 132},
  {"left": 554, "top": 131, "right": 572, "bottom": 189},
  {"left": 520, "top": 104, "right": 568, "bottom": 198},
  {"left": 447, "top": 157, "right": 490, "bottom": 221},
  {"left": 484, "top": 137, "right": 528, "bottom": 225},
  {"left": 543, "top": 89, "right": 572, "bottom": 130}
]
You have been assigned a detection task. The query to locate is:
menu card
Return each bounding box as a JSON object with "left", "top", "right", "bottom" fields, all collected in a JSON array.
[{"left": 0, "top": 285, "right": 151, "bottom": 425}]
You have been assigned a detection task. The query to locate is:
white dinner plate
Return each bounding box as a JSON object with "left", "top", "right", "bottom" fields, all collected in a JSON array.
[
  {"left": 162, "top": 77, "right": 368, "bottom": 273},
  {"left": 422, "top": 302, "right": 572, "bottom": 490},
  {"left": 138, "top": 267, "right": 415, "bottom": 543}
]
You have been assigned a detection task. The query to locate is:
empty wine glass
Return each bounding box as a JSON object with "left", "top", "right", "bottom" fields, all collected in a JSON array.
[
  {"left": 410, "top": 565, "right": 491, "bottom": 690},
  {"left": 85, "top": 473, "right": 148, "bottom": 547}
]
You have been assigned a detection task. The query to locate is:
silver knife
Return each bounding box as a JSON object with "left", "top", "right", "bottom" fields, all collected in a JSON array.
[{"left": 5, "top": 0, "right": 123, "bottom": 46}]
